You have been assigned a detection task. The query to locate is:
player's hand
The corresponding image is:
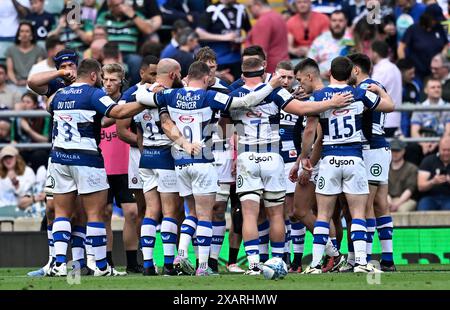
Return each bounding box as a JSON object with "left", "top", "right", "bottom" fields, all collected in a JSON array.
[
  {"left": 183, "top": 141, "right": 202, "bottom": 156},
  {"left": 367, "top": 83, "right": 383, "bottom": 94},
  {"left": 60, "top": 69, "right": 77, "bottom": 83},
  {"left": 292, "top": 86, "right": 308, "bottom": 100},
  {"left": 298, "top": 169, "right": 311, "bottom": 186},
  {"left": 152, "top": 83, "right": 165, "bottom": 93},
  {"left": 269, "top": 73, "right": 283, "bottom": 89},
  {"left": 289, "top": 163, "right": 299, "bottom": 183},
  {"left": 330, "top": 92, "right": 353, "bottom": 108}
]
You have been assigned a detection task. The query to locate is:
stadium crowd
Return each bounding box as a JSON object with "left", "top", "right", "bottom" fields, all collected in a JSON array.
[{"left": 0, "top": 0, "right": 449, "bottom": 277}]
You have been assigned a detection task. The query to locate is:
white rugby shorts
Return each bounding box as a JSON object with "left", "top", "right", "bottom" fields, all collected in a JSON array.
[{"left": 315, "top": 156, "right": 369, "bottom": 195}]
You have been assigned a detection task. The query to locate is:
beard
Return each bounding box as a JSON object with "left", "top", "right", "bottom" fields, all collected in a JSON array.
[
  {"left": 347, "top": 75, "right": 357, "bottom": 86},
  {"left": 172, "top": 76, "right": 184, "bottom": 89},
  {"left": 94, "top": 77, "right": 103, "bottom": 88},
  {"left": 331, "top": 27, "right": 346, "bottom": 40}
]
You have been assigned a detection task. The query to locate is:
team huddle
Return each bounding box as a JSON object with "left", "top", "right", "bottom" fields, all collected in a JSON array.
[{"left": 26, "top": 44, "right": 396, "bottom": 277}]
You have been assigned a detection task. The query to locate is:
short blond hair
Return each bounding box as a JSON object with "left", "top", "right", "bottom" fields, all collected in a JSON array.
[{"left": 102, "top": 63, "right": 125, "bottom": 80}]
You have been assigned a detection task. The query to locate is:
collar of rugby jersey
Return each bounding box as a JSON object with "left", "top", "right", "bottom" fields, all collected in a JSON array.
[
  {"left": 242, "top": 82, "right": 265, "bottom": 91},
  {"left": 327, "top": 84, "right": 350, "bottom": 88}
]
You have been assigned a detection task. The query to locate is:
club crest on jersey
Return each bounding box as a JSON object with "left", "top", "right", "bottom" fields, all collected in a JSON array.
[
  {"left": 332, "top": 109, "right": 350, "bottom": 116},
  {"left": 59, "top": 114, "right": 73, "bottom": 122},
  {"left": 289, "top": 150, "right": 297, "bottom": 158},
  {"left": 179, "top": 115, "right": 195, "bottom": 123},
  {"left": 143, "top": 113, "right": 152, "bottom": 121}
]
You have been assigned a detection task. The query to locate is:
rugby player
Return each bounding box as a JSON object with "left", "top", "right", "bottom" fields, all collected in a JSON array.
[
  {"left": 302, "top": 57, "right": 394, "bottom": 274},
  {"left": 26, "top": 50, "right": 79, "bottom": 277},
  {"left": 347, "top": 53, "right": 396, "bottom": 272},
  {"left": 228, "top": 57, "right": 354, "bottom": 275},
  {"left": 48, "top": 59, "right": 151, "bottom": 276},
  {"left": 116, "top": 55, "right": 159, "bottom": 273},
  {"left": 289, "top": 58, "right": 344, "bottom": 273},
  {"left": 134, "top": 59, "right": 194, "bottom": 276},
  {"left": 136, "top": 61, "right": 285, "bottom": 275}
]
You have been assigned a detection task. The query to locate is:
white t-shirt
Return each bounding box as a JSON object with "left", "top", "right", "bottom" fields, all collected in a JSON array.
[
  {"left": 0, "top": 0, "right": 31, "bottom": 38},
  {"left": 0, "top": 167, "right": 36, "bottom": 208}
]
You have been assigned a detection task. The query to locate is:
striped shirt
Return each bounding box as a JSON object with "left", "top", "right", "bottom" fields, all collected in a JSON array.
[{"left": 96, "top": 12, "right": 145, "bottom": 54}]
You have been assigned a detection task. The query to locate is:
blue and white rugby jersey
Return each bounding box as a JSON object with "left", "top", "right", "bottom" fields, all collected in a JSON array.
[
  {"left": 118, "top": 83, "right": 145, "bottom": 136},
  {"left": 311, "top": 84, "right": 380, "bottom": 158},
  {"left": 209, "top": 77, "right": 231, "bottom": 151},
  {"left": 155, "top": 87, "right": 233, "bottom": 165},
  {"left": 358, "top": 78, "right": 389, "bottom": 149},
  {"left": 134, "top": 83, "right": 174, "bottom": 170},
  {"left": 279, "top": 110, "right": 302, "bottom": 163},
  {"left": 50, "top": 83, "right": 117, "bottom": 168},
  {"left": 228, "top": 83, "right": 294, "bottom": 150}
]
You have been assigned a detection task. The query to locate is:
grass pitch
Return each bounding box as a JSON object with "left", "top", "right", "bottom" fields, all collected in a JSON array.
[{"left": 0, "top": 265, "right": 449, "bottom": 290}]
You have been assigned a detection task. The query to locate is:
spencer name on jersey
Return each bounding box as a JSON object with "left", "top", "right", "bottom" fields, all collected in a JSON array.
[
  {"left": 155, "top": 87, "right": 232, "bottom": 165},
  {"left": 311, "top": 84, "right": 380, "bottom": 158},
  {"left": 358, "top": 78, "right": 389, "bottom": 149},
  {"left": 50, "top": 83, "right": 116, "bottom": 168},
  {"left": 228, "top": 83, "right": 293, "bottom": 150}
]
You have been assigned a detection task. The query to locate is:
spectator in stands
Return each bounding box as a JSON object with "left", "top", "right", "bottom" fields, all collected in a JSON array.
[
  {"left": 15, "top": 92, "right": 50, "bottom": 172},
  {"left": 196, "top": 0, "right": 251, "bottom": 80},
  {"left": 405, "top": 127, "right": 439, "bottom": 166},
  {"left": 341, "top": 0, "right": 366, "bottom": 26},
  {"left": 417, "top": 135, "right": 450, "bottom": 210},
  {"left": 28, "top": 36, "right": 65, "bottom": 81},
  {"left": 372, "top": 40, "right": 403, "bottom": 137},
  {"left": 430, "top": 53, "right": 450, "bottom": 102},
  {"left": 0, "top": 64, "right": 21, "bottom": 110},
  {"left": 26, "top": 0, "right": 55, "bottom": 43},
  {"left": 83, "top": 26, "right": 109, "bottom": 60},
  {"left": 160, "top": 0, "right": 202, "bottom": 27},
  {"left": 246, "top": 0, "right": 289, "bottom": 74},
  {"left": 398, "top": 4, "right": 448, "bottom": 82},
  {"left": 307, "top": 10, "right": 351, "bottom": 78},
  {"left": 49, "top": 5, "right": 94, "bottom": 54},
  {"left": 102, "top": 42, "right": 123, "bottom": 66},
  {"left": 97, "top": 0, "right": 161, "bottom": 85},
  {"left": 395, "top": 0, "right": 426, "bottom": 23},
  {"left": 286, "top": 0, "right": 329, "bottom": 60},
  {"left": 397, "top": 58, "right": 420, "bottom": 137},
  {"left": 388, "top": 139, "right": 418, "bottom": 212},
  {"left": 98, "top": 0, "right": 162, "bottom": 38},
  {"left": 172, "top": 28, "right": 199, "bottom": 78},
  {"left": 351, "top": 16, "right": 377, "bottom": 57},
  {"left": 5, "top": 21, "right": 46, "bottom": 90},
  {"left": 0, "top": 118, "right": 13, "bottom": 144},
  {"left": 82, "top": 0, "right": 98, "bottom": 22},
  {"left": 0, "top": 145, "right": 38, "bottom": 217},
  {"left": 411, "top": 78, "right": 450, "bottom": 137},
  {"left": 0, "top": 0, "right": 30, "bottom": 40},
  {"left": 161, "top": 19, "right": 190, "bottom": 59}
]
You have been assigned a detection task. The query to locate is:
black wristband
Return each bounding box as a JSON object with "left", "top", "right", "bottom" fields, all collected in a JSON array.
[{"left": 131, "top": 14, "right": 138, "bottom": 20}]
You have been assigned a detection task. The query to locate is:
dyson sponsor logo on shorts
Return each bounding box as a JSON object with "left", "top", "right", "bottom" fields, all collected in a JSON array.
[
  {"left": 248, "top": 154, "right": 273, "bottom": 164},
  {"left": 329, "top": 157, "right": 355, "bottom": 168}
]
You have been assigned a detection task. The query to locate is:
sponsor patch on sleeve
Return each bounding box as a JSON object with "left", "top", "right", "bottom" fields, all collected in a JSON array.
[
  {"left": 365, "top": 90, "right": 378, "bottom": 103},
  {"left": 278, "top": 88, "right": 293, "bottom": 102},
  {"left": 99, "top": 96, "right": 116, "bottom": 107},
  {"left": 214, "top": 92, "right": 229, "bottom": 105}
]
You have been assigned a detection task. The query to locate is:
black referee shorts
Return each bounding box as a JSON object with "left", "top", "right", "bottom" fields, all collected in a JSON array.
[{"left": 107, "top": 174, "right": 136, "bottom": 206}]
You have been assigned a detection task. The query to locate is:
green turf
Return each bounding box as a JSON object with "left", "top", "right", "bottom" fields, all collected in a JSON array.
[{"left": 1, "top": 265, "right": 450, "bottom": 290}]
